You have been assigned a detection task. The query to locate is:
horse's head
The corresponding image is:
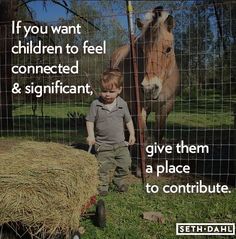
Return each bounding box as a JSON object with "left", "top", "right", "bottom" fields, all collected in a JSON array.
[
  {"left": 137, "top": 6, "right": 176, "bottom": 100},
  {"left": 110, "top": 6, "right": 176, "bottom": 101}
]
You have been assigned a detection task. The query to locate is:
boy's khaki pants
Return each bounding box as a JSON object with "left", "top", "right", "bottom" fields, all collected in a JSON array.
[{"left": 95, "top": 143, "right": 131, "bottom": 192}]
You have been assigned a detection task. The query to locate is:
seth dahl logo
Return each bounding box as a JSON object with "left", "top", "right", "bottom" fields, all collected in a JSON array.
[{"left": 176, "top": 223, "right": 235, "bottom": 236}]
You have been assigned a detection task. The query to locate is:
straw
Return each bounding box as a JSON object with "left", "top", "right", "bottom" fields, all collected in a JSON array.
[{"left": 0, "top": 140, "right": 99, "bottom": 237}]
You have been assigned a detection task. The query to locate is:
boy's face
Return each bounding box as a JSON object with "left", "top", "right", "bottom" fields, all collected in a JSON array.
[{"left": 100, "top": 86, "right": 122, "bottom": 104}]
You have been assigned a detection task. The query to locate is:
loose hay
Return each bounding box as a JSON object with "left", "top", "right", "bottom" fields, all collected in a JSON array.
[{"left": 0, "top": 139, "right": 99, "bottom": 237}]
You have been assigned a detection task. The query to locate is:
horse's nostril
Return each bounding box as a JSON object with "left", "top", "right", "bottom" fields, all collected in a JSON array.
[
  {"left": 152, "top": 85, "right": 159, "bottom": 94},
  {"left": 154, "top": 84, "right": 159, "bottom": 90}
]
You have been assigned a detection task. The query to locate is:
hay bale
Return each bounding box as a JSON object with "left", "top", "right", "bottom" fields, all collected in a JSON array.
[{"left": 0, "top": 139, "right": 99, "bottom": 236}]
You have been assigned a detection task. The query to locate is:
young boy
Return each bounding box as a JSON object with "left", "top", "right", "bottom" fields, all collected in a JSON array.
[{"left": 86, "top": 68, "right": 135, "bottom": 196}]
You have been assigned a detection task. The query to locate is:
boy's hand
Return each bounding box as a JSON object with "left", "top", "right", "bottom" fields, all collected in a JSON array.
[
  {"left": 128, "top": 135, "right": 136, "bottom": 145},
  {"left": 126, "top": 120, "right": 135, "bottom": 145},
  {"left": 86, "top": 136, "right": 96, "bottom": 146}
]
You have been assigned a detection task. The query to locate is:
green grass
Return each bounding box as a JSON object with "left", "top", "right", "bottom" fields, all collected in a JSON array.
[
  {"left": 10, "top": 103, "right": 89, "bottom": 143},
  {"left": 80, "top": 176, "right": 236, "bottom": 239},
  {"left": 13, "top": 101, "right": 234, "bottom": 127},
  {"left": 9, "top": 100, "right": 234, "bottom": 143},
  {"left": 148, "top": 111, "right": 233, "bottom": 128},
  {"left": 13, "top": 102, "right": 89, "bottom": 118},
  {"left": 5, "top": 99, "right": 236, "bottom": 238}
]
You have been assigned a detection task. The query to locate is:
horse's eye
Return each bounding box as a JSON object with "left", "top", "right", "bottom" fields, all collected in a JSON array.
[{"left": 166, "top": 47, "right": 172, "bottom": 53}]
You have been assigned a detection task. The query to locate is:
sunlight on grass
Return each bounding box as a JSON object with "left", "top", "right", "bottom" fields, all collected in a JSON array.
[
  {"left": 13, "top": 103, "right": 89, "bottom": 118},
  {"left": 147, "top": 112, "right": 233, "bottom": 128},
  {"left": 13, "top": 103, "right": 234, "bottom": 129}
]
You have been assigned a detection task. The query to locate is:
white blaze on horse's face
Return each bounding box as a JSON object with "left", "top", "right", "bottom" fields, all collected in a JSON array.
[
  {"left": 141, "top": 76, "right": 162, "bottom": 100},
  {"left": 140, "top": 7, "right": 175, "bottom": 100}
]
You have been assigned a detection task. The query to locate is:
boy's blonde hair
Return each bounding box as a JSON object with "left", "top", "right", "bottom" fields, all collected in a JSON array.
[{"left": 100, "top": 68, "right": 123, "bottom": 90}]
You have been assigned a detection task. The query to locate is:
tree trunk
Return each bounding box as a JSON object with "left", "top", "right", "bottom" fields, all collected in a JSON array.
[{"left": 0, "top": 0, "right": 16, "bottom": 133}]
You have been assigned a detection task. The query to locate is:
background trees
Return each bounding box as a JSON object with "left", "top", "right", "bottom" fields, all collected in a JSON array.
[{"left": 0, "top": 0, "right": 16, "bottom": 131}]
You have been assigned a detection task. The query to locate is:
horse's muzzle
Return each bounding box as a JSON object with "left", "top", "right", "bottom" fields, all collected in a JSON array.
[{"left": 143, "top": 84, "right": 160, "bottom": 100}]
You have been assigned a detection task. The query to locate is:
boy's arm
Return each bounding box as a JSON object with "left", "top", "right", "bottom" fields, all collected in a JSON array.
[
  {"left": 86, "top": 121, "right": 96, "bottom": 145},
  {"left": 86, "top": 100, "right": 97, "bottom": 145},
  {"left": 126, "top": 120, "right": 135, "bottom": 145}
]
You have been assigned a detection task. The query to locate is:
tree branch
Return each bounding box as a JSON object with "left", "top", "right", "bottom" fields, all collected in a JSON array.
[
  {"left": 17, "top": 0, "right": 100, "bottom": 31},
  {"left": 213, "top": 0, "right": 226, "bottom": 51},
  {"left": 19, "top": 0, "right": 34, "bottom": 20},
  {"left": 51, "top": 0, "right": 100, "bottom": 31}
]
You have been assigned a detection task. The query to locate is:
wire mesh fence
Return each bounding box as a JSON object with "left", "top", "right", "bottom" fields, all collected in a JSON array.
[{"left": 0, "top": 1, "right": 235, "bottom": 186}]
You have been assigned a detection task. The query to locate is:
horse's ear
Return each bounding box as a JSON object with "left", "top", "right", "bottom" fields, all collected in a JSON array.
[
  {"left": 153, "top": 6, "right": 163, "bottom": 17},
  {"left": 136, "top": 18, "right": 143, "bottom": 30},
  {"left": 164, "top": 15, "right": 175, "bottom": 32}
]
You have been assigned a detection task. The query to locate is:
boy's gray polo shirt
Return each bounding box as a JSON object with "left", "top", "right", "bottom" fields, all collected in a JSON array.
[{"left": 86, "top": 96, "right": 132, "bottom": 145}]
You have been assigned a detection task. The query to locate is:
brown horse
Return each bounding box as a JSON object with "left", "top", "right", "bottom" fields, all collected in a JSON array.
[{"left": 111, "top": 6, "right": 179, "bottom": 174}]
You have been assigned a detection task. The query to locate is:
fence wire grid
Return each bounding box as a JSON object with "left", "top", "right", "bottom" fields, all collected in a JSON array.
[{"left": 0, "top": 1, "right": 235, "bottom": 186}]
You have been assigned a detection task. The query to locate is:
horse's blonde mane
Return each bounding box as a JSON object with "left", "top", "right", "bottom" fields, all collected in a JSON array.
[{"left": 110, "top": 44, "right": 130, "bottom": 69}]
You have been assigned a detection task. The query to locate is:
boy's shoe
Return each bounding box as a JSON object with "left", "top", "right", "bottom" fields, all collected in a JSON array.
[
  {"left": 99, "top": 190, "right": 108, "bottom": 196},
  {"left": 118, "top": 184, "right": 128, "bottom": 193}
]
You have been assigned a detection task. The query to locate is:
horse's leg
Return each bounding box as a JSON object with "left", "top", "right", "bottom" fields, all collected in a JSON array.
[
  {"left": 142, "top": 106, "right": 151, "bottom": 142},
  {"left": 135, "top": 106, "right": 149, "bottom": 178},
  {"left": 152, "top": 99, "right": 174, "bottom": 170},
  {"left": 155, "top": 102, "right": 164, "bottom": 143},
  {"left": 155, "top": 99, "right": 174, "bottom": 143}
]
